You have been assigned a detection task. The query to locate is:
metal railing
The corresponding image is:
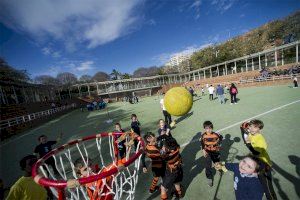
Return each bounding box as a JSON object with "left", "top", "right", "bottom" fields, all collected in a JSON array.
[
  {"left": 0, "top": 104, "right": 77, "bottom": 130},
  {"left": 238, "top": 73, "right": 299, "bottom": 84}
]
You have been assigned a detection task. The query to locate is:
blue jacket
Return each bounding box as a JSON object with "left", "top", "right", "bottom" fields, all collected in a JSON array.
[
  {"left": 226, "top": 163, "right": 264, "bottom": 200},
  {"left": 216, "top": 86, "right": 224, "bottom": 95}
]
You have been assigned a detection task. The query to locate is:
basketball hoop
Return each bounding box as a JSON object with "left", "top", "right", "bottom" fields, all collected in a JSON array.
[{"left": 32, "top": 132, "right": 145, "bottom": 200}]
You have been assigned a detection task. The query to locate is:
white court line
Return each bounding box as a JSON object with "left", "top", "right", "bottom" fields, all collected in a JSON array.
[{"left": 181, "top": 99, "right": 300, "bottom": 148}]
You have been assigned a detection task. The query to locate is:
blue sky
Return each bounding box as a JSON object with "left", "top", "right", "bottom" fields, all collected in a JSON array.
[{"left": 0, "top": 0, "right": 299, "bottom": 79}]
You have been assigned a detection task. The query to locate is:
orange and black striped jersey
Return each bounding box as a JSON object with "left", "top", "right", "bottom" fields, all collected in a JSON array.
[
  {"left": 201, "top": 132, "right": 222, "bottom": 152},
  {"left": 164, "top": 147, "right": 182, "bottom": 172},
  {"left": 144, "top": 144, "right": 163, "bottom": 168}
]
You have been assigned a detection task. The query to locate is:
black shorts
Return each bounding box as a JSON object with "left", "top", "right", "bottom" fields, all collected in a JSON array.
[
  {"left": 208, "top": 151, "right": 220, "bottom": 163},
  {"left": 162, "top": 167, "right": 183, "bottom": 189},
  {"left": 152, "top": 167, "right": 165, "bottom": 178}
]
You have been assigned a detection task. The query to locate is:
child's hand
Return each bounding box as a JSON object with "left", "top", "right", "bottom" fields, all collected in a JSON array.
[
  {"left": 214, "top": 162, "right": 222, "bottom": 170},
  {"left": 214, "top": 162, "right": 228, "bottom": 172},
  {"left": 143, "top": 167, "right": 148, "bottom": 173},
  {"left": 203, "top": 150, "right": 208, "bottom": 157}
]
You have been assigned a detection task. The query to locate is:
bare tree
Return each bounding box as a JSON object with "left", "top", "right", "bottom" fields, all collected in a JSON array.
[
  {"left": 0, "top": 57, "right": 30, "bottom": 82},
  {"left": 133, "top": 66, "right": 160, "bottom": 78},
  {"left": 79, "top": 75, "right": 92, "bottom": 82},
  {"left": 56, "top": 72, "right": 77, "bottom": 85},
  {"left": 92, "top": 71, "right": 110, "bottom": 82},
  {"left": 34, "top": 75, "right": 58, "bottom": 85}
]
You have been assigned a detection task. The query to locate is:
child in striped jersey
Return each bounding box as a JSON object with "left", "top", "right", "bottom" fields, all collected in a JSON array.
[
  {"left": 160, "top": 136, "right": 183, "bottom": 200},
  {"left": 200, "top": 120, "right": 223, "bottom": 187},
  {"left": 142, "top": 132, "right": 165, "bottom": 193}
]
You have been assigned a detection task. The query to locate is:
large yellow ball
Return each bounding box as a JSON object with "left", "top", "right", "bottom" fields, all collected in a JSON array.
[{"left": 164, "top": 87, "right": 193, "bottom": 116}]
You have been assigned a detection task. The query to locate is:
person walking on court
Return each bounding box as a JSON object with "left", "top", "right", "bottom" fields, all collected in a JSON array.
[
  {"left": 160, "top": 93, "right": 172, "bottom": 126},
  {"left": 216, "top": 84, "right": 225, "bottom": 104},
  {"left": 208, "top": 85, "right": 215, "bottom": 101},
  {"left": 229, "top": 83, "right": 238, "bottom": 104},
  {"left": 293, "top": 76, "right": 298, "bottom": 88}
]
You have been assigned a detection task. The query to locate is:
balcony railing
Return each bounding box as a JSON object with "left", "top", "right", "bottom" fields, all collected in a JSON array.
[{"left": 0, "top": 104, "right": 77, "bottom": 130}]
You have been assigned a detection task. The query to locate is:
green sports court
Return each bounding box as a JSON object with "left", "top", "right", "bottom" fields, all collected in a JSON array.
[{"left": 1, "top": 84, "right": 299, "bottom": 199}]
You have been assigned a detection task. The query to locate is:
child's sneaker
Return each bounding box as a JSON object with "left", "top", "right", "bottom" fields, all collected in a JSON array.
[{"left": 207, "top": 179, "right": 213, "bottom": 187}]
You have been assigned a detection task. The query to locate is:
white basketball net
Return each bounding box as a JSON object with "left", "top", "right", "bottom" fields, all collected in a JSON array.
[{"left": 38, "top": 133, "right": 142, "bottom": 200}]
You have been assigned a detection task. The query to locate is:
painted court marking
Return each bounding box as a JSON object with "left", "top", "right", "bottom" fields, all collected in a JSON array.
[{"left": 181, "top": 99, "right": 300, "bottom": 148}]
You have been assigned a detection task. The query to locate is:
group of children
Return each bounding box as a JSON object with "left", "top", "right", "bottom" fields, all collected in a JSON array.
[
  {"left": 6, "top": 110, "right": 277, "bottom": 200},
  {"left": 200, "top": 119, "right": 277, "bottom": 200},
  {"left": 141, "top": 119, "right": 183, "bottom": 200},
  {"left": 138, "top": 118, "right": 277, "bottom": 200}
]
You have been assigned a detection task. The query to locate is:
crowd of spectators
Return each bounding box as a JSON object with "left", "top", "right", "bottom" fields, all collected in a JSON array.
[
  {"left": 82, "top": 98, "right": 107, "bottom": 111},
  {"left": 257, "top": 65, "right": 300, "bottom": 80}
]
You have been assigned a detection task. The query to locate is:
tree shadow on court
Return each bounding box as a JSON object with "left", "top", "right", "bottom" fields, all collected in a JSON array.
[
  {"left": 193, "top": 97, "right": 202, "bottom": 102},
  {"left": 273, "top": 178, "right": 289, "bottom": 200},
  {"left": 173, "top": 112, "right": 193, "bottom": 127},
  {"left": 272, "top": 155, "right": 300, "bottom": 199},
  {"left": 220, "top": 134, "right": 240, "bottom": 162},
  {"left": 181, "top": 132, "right": 205, "bottom": 194}
]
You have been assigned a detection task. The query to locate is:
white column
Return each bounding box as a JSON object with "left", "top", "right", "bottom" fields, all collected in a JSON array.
[
  {"left": 252, "top": 58, "right": 254, "bottom": 71},
  {"left": 259, "top": 54, "right": 261, "bottom": 70},
  {"left": 245, "top": 59, "right": 248, "bottom": 72},
  {"left": 217, "top": 66, "right": 219, "bottom": 76},
  {"left": 87, "top": 85, "right": 91, "bottom": 96},
  {"left": 198, "top": 71, "right": 200, "bottom": 80},
  {"left": 96, "top": 84, "right": 99, "bottom": 95},
  {"left": 193, "top": 73, "right": 196, "bottom": 81},
  {"left": 22, "top": 87, "right": 28, "bottom": 103},
  {"left": 225, "top": 63, "right": 228, "bottom": 75},
  {"left": 11, "top": 86, "right": 19, "bottom": 104},
  {"left": 104, "top": 84, "right": 108, "bottom": 93},
  {"left": 265, "top": 54, "right": 267, "bottom": 67},
  {"left": 281, "top": 49, "right": 284, "bottom": 66},
  {"left": 0, "top": 86, "right": 6, "bottom": 104},
  {"left": 210, "top": 68, "right": 212, "bottom": 78},
  {"left": 296, "top": 44, "right": 299, "bottom": 63},
  {"left": 204, "top": 71, "right": 206, "bottom": 79},
  {"left": 275, "top": 50, "right": 278, "bottom": 67},
  {"left": 234, "top": 61, "right": 237, "bottom": 74}
]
